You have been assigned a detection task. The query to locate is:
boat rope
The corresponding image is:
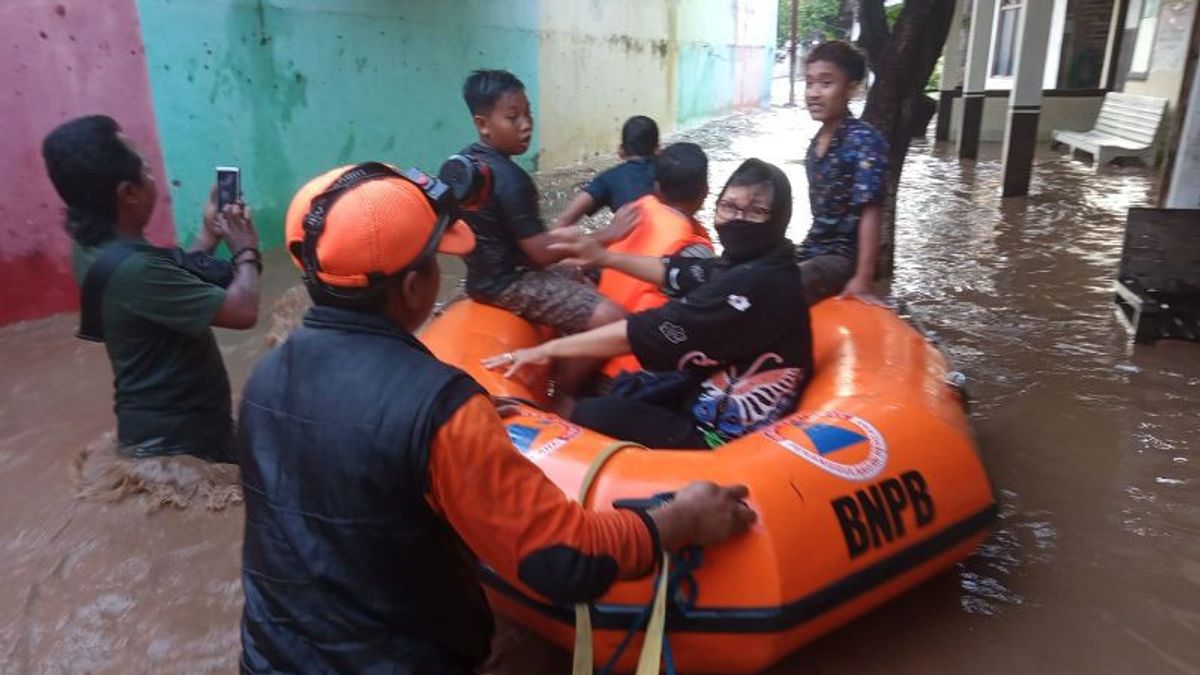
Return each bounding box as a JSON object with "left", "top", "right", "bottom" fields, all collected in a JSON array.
[
  {"left": 571, "top": 439, "right": 707, "bottom": 675},
  {"left": 595, "top": 547, "right": 703, "bottom": 675},
  {"left": 573, "top": 439, "right": 673, "bottom": 675}
]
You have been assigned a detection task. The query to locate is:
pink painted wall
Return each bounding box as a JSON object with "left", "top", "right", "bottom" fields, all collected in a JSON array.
[{"left": 0, "top": 0, "right": 174, "bottom": 325}]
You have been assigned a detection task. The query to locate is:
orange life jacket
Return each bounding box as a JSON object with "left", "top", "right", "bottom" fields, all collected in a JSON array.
[{"left": 598, "top": 195, "right": 713, "bottom": 376}]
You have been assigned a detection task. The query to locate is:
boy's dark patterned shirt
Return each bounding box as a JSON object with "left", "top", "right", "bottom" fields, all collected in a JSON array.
[{"left": 798, "top": 115, "right": 888, "bottom": 261}]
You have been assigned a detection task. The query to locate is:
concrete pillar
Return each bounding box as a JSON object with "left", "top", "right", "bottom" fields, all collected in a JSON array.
[
  {"left": 958, "top": 0, "right": 998, "bottom": 159},
  {"left": 1166, "top": 58, "right": 1200, "bottom": 208},
  {"left": 1000, "top": 0, "right": 1055, "bottom": 197},
  {"left": 936, "top": 0, "right": 967, "bottom": 141}
]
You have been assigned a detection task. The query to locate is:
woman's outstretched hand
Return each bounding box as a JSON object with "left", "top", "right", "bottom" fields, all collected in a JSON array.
[{"left": 482, "top": 345, "right": 552, "bottom": 379}]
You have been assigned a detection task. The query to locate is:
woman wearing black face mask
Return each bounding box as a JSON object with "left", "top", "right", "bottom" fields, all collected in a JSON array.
[{"left": 484, "top": 159, "right": 813, "bottom": 448}]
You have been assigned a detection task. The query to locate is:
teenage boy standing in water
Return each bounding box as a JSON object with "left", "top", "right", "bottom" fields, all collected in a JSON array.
[{"left": 796, "top": 40, "right": 888, "bottom": 303}]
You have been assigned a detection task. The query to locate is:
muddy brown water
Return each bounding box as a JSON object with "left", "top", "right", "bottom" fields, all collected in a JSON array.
[{"left": 2, "top": 95, "right": 1198, "bottom": 674}]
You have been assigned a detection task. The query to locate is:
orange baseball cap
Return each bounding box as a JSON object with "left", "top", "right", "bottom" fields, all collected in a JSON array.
[{"left": 285, "top": 163, "right": 475, "bottom": 288}]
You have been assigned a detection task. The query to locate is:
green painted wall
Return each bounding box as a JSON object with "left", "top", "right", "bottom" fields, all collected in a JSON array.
[
  {"left": 136, "top": 0, "right": 540, "bottom": 248},
  {"left": 537, "top": 0, "right": 777, "bottom": 166},
  {"left": 136, "top": 0, "right": 776, "bottom": 248}
]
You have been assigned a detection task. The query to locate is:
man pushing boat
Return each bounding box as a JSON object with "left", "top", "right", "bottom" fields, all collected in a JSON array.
[{"left": 235, "top": 159, "right": 756, "bottom": 674}]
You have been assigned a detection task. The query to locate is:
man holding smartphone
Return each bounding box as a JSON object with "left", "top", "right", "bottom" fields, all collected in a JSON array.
[{"left": 43, "top": 115, "right": 262, "bottom": 463}]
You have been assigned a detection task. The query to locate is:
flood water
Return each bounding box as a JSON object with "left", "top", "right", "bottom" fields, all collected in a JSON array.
[{"left": 2, "top": 87, "right": 1198, "bottom": 673}]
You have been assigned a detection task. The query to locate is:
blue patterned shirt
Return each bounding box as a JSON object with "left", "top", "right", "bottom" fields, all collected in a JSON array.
[{"left": 797, "top": 116, "right": 888, "bottom": 261}]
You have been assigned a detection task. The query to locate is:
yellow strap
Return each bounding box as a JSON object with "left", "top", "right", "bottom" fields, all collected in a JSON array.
[
  {"left": 572, "top": 604, "right": 594, "bottom": 675},
  {"left": 572, "top": 440, "right": 649, "bottom": 675},
  {"left": 635, "top": 551, "right": 671, "bottom": 675}
]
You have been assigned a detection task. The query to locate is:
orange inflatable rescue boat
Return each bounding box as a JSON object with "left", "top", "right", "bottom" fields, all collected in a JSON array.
[{"left": 422, "top": 298, "right": 996, "bottom": 673}]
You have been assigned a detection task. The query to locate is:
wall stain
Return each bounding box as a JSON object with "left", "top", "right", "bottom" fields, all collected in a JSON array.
[
  {"left": 337, "top": 133, "right": 356, "bottom": 162},
  {"left": 200, "top": 2, "right": 302, "bottom": 247}
]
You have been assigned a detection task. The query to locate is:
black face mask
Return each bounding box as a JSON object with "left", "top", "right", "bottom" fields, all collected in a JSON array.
[{"left": 716, "top": 220, "right": 786, "bottom": 263}]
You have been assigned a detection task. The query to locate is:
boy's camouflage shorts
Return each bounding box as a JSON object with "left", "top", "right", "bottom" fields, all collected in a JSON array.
[{"left": 491, "top": 265, "right": 603, "bottom": 335}]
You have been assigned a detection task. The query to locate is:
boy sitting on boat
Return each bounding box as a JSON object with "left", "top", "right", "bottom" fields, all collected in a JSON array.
[
  {"left": 551, "top": 115, "right": 660, "bottom": 230},
  {"left": 797, "top": 40, "right": 888, "bottom": 303},
  {"left": 456, "top": 69, "right": 626, "bottom": 337}
]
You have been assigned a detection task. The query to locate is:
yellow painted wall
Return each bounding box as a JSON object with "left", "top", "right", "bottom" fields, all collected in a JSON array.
[
  {"left": 536, "top": 1, "right": 677, "bottom": 168},
  {"left": 1125, "top": 70, "right": 1192, "bottom": 106},
  {"left": 537, "top": 0, "right": 777, "bottom": 168}
]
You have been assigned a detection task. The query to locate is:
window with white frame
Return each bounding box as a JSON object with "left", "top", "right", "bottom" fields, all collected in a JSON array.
[
  {"left": 991, "top": 0, "right": 1023, "bottom": 77},
  {"left": 1127, "top": 0, "right": 1160, "bottom": 80}
]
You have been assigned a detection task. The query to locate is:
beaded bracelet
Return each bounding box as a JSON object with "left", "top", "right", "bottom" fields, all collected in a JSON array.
[{"left": 233, "top": 247, "right": 263, "bottom": 275}]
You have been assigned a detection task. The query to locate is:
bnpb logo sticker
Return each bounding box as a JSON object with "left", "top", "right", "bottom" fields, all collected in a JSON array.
[
  {"left": 505, "top": 412, "right": 581, "bottom": 462},
  {"left": 764, "top": 411, "right": 888, "bottom": 481}
]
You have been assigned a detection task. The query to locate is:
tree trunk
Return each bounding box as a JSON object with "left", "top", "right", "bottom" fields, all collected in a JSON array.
[
  {"left": 856, "top": 0, "right": 956, "bottom": 278},
  {"left": 834, "top": 0, "right": 856, "bottom": 38}
]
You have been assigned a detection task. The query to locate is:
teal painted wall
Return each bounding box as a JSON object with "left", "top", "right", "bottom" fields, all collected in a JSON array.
[
  {"left": 677, "top": 43, "right": 736, "bottom": 125},
  {"left": 675, "top": 0, "right": 775, "bottom": 127},
  {"left": 136, "top": 0, "right": 540, "bottom": 248}
]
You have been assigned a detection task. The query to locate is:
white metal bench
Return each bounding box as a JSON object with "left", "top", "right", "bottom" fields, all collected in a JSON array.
[{"left": 1051, "top": 92, "right": 1168, "bottom": 168}]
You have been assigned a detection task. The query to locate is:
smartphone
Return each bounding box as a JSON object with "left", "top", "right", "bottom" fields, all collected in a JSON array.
[{"left": 216, "top": 166, "right": 241, "bottom": 210}]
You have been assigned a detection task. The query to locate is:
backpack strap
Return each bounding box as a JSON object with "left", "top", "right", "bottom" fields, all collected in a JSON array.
[{"left": 77, "top": 241, "right": 143, "bottom": 342}]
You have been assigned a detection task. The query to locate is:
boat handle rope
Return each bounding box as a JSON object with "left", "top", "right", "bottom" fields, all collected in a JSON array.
[
  {"left": 594, "top": 548, "right": 704, "bottom": 675},
  {"left": 572, "top": 440, "right": 679, "bottom": 675}
]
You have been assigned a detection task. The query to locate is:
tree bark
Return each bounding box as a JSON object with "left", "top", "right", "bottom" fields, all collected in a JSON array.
[
  {"left": 834, "top": 0, "right": 857, "bottom": 39},
  {"left": 856, "top": 0, "right": 890, "bottom": 66},
  {"left": 856, "top": 0, "right": 956, "bottom": 278}
]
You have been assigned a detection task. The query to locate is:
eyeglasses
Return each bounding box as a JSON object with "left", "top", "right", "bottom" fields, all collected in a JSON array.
[{"left": 715, "top": 199, "right": 772, "bottom": 223}]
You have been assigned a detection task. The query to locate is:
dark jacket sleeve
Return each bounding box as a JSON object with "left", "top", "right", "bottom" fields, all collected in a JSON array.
[
  {"left": 628, "top": 264, "right": 788, "bottom": 372},
  {"left": 661, "top": 254, "right": 726, "bottom": 298}
]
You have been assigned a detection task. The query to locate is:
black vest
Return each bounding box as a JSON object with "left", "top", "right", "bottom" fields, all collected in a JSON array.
[{"left": 238, "top": 306, "right": 491, "bottom": 674}]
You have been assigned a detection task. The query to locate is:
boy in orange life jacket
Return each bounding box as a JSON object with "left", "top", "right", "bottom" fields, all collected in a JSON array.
[
  {"left": 456, "top": 69, "right": 626, "bottom": 337},
  {"left": 591, "top": 142, "right": 714, "bottom": 377},
  {"left": 551, "top": 115, "right": 660, "bottom": 230},
  {"left": 596, "top": 142, "right": 714, "bottom": 312}
]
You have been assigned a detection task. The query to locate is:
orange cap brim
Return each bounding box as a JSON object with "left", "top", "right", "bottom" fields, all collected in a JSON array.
[{"left": 437, "top": 218, "right": 475, "bottom": 256}]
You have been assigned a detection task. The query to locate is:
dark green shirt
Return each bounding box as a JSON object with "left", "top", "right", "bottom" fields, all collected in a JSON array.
[{"left": 73, "top": 237, "right": 233, "bottom": 461}]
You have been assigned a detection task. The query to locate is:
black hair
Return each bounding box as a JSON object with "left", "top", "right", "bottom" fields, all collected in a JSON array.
[
  {"left": 42, "top": 115, "right": 144, "bottom": 246},
  {"left": 621, "top": 115, "right": 659, "bottom": 157},
  {"left": 805, "top": 40, "right": 867, "bottom": 83},
  {"left": 462, "top": 69, "right": 526, "bottom": 116},
  {"left": 720, "top": 158, "right": 793, "bottom": 230},
  {"left": 655, "top": 143, "right": 708, "bottom": 204}
]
